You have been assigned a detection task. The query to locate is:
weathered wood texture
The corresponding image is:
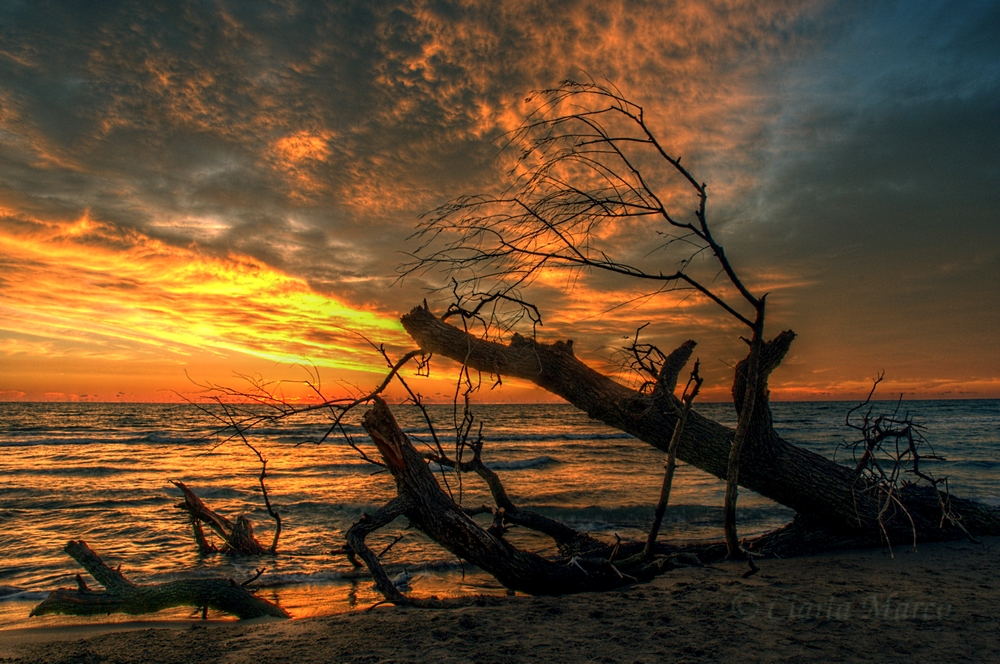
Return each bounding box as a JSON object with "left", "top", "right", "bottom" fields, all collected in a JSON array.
[
  {"left": 30, "top": 540, "right": 289, "bottom": 620},
  {"left": 173, "top": 481, "right": 268, "bottom": 555},
  {"left": 350, "top": 397, "right": 680, "bottom": 598},
  {"left": 401, "top": 306, "right": 1000, "bottom": 547}
]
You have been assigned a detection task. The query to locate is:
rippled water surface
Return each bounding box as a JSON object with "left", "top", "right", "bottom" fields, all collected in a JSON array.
[{"left": 1, "top": 400, "right": 997, "bottom": 629}]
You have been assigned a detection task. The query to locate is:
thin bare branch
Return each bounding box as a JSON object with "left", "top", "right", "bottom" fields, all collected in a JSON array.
[{"left": 400, "top": 80, "right": 760, "bottom": 336}]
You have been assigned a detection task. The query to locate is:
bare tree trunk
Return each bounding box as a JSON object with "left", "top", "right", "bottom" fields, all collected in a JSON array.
[
  {"left": 724, "top": 304, "right": 764, "bottom": 558},
  {"left": 401, "top": 306, "right": 1000, "bottom": 549},
  {"left": 348, "top": 397, "right": 683, "bottom": 601},
  {"left": 30, "top": 541, "right": 288, "bottom": 620},
  {"left": 643, "top": 357, "right": 703, "bottom": 560}
]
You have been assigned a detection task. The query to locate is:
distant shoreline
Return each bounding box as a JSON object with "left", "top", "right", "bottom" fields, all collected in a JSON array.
[{"left": 3, "top": 397, "right": 1000, "bottom": 405}]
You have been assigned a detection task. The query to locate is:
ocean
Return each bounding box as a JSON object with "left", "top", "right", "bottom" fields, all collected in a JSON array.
[{"left": 1, "top": 399, "right": 997, "bottom": 630}]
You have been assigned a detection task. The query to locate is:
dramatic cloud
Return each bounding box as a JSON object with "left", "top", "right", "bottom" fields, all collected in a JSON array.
[
  {"left": 0, "top": 210, "right": 409, "bottom": 364},
  {"left": 0, "top": 0, "right": 997, "bottom": 400}
]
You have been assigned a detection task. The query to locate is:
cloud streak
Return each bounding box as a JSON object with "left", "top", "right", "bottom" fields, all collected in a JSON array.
[{"left": 0, "top": 211, "right": 409, "bottom": 375}]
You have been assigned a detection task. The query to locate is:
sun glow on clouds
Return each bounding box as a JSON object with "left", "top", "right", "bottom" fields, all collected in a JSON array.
[
  {"left": 274, "top": 131, "right": 334, "bottom": 163},
  {"left": 1, "top": 1, "right": 996, "bottom": 402},
  {"left": 270, "top": 130, "right": 336, "bottom": 199},
  {"left": 0, "top": 212, "right": 409, "bottom": 381}
]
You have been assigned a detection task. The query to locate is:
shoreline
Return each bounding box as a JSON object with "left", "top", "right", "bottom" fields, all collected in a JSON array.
[{"left": 3, "top": 538, "right": 997, "bottom": 663}]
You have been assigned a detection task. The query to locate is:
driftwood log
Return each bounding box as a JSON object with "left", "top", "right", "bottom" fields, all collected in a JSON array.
[
  {"left": 173, "top": 481, "right": 269, "bottom": 556},
  {"left": 400, "top": 305, "right": 1000, "bottom": 554},
  {"left": 30, "top": 540, "right": 288, "bottom": 620}
]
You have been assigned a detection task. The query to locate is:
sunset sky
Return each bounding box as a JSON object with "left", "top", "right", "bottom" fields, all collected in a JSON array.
[{"left": 1, "top": 0, "right": 998, "bottom": 403}]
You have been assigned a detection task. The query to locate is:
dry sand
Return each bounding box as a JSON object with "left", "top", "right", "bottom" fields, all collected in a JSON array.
[{"left": 2, "top": 537, "right": 998, "bottom": 663}]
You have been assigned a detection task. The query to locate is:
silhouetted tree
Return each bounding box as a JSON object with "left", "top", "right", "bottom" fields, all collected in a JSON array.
[{"left": 397, "top": 81, "right": 1000, "bottom": 567}]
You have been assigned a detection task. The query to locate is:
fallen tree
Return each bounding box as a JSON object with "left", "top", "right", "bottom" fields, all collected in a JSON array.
[
  {"left": 392, "top": 80, "right": 1000, "bottom": 560},
  {"left": 30, "top": 540, "right": 288, "bottom": 620},
  {"left": 400, "top": 304, "right": 1000, "bottom": 555},
  {"left": 189, "top": 81, "right": 997, "bottom": 604}
]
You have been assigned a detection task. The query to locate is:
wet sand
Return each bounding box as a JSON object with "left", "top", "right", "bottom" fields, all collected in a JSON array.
[{"left": 2, "top": 538, "right": 997, "bottom": 663}]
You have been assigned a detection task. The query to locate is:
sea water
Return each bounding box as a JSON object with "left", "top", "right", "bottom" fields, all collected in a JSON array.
[{"left": 1, "top": 400, "right": 997, "bottom": 630}]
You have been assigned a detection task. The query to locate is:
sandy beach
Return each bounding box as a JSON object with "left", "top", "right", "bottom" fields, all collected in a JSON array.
[{"left": 2, "top": 537, "right": 997, "bottom": 663}]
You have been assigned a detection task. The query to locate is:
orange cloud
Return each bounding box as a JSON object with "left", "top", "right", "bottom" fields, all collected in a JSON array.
[
  {"left": 0, "top": 211, "right": 410, "bottom": 376},
  {"left": 274, "top": 131, "right": 334, "bottom": 164},
  {"left": 270, "top": 130, "right": 337, "bottom": 199}
]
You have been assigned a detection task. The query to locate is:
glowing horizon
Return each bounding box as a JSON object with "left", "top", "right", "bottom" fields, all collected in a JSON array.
[{"left": 1, "top": 1, "right": 998, "bottom": 404}]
